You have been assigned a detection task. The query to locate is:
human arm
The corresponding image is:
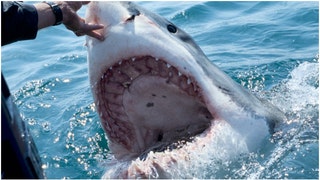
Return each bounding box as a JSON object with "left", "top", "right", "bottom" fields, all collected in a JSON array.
[
  {"left": 1, "top": 1, "right": 104, "bottom": 46},
  {"left": 1, "top": 1, "right": 38, "bottom": 45},
  {"left": 36, "top": 1, "right": 104, "bottom": 40}
]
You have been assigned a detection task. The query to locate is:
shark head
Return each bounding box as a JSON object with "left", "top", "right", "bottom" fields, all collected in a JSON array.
[{"left": 85, "top": 2, "right": 285, "bottom": 161}]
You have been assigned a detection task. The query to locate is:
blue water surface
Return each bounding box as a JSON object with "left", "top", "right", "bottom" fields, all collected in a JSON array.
[{"left": 1, "top": 1, "right": 319, "bottom": 179}]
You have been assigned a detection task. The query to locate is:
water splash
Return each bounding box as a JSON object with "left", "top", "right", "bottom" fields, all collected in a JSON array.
[
  {"left": 247, "top": 60, "right": 319, "bottom": 179},
  {"left": 102, "top": 120, "right": 250, "bottom": 178}
]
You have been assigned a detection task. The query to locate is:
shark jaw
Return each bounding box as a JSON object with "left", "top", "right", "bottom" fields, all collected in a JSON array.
[
  {"left": 94, "top": 55, "right": 214, "bottom": 160},
  {"left": 86, "top": 1, "right": 285, "bottom": 162},
  {"left": 85, "top": 2, "right": 219, "bottom": 160}
]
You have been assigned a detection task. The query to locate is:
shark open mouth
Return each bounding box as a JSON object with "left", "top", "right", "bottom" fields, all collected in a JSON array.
[{"left": 95, "top": 56, "right": 214, "bottom": 159}]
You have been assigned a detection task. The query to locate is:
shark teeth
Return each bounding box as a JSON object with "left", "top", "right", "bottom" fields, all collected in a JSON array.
[
  {"left": 99, "top": 56, "right": 203, "bottom": 122},
  {"left": 187, "top": 78, "right": 192, "bottom": 85},
  {"left": 96, "top": 55, "right": 205, "bottom": 152},
  {"left": 102, "top": 56, "right": 200, "bottom": 97}
]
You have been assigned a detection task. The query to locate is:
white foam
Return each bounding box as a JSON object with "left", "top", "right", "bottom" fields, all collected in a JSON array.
[
  {"left": 101, "top": 120, "right": 249, "bottom": 178},
  {"left": 269, "top": 61, "right": 319, "bottom": 115},
  {"left": 248, "top": 60, "right": 319, "bottom": 179}
]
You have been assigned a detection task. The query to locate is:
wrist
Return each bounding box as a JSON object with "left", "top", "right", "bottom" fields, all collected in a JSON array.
[
  {"left": 43, "top": 2, "right": 63, "bottom": 26},
  {"left": 56, "top": 1, "right": 79, "bottom": 26}
]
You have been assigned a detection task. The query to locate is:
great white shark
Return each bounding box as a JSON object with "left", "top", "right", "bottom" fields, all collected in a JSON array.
[{"left": 85, "top": 2, "right": 286, "bottom": 178}]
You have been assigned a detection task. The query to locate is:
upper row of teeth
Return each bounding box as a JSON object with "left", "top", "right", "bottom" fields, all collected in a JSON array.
[
  {"left": 98, "top": 57, "right": 201, "bottom": 100},
  {"left": 104, "top": 57, "right": 195, "bottom": 86},
  {"left": 116, "top": 57, "right": 159, "bottom": 64},
  {"left": 109, "top": 57, "right": 186, "bottom": 76}
]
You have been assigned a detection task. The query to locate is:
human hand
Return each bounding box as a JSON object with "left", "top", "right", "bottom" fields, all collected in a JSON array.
[{"left": 56, "top": 1, "right": 104, "bottom": 41}]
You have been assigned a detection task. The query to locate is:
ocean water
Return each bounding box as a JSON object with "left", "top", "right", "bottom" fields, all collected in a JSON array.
[{"left": 1, "top": 1, "right": 319, "bottom": 179}]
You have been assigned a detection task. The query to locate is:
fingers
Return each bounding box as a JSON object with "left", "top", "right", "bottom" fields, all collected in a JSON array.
[
  {"left": 84, "top": 23, "right": 105, "bottom": 32},
  {"left": 85, "top": 28, "right": 105, "bottom": 41},
  {"left": 75, "top": 28, "right": 105, "bottom": 41},
  {"left": 74, "top": 22, "right": 105, "bottom": 40},
  {"left": 59, "top": 1, "right": 105, "bottom": 41}
]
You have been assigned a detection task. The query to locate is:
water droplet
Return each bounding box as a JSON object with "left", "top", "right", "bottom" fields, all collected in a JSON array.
[
  {"left": 28, "top": 118, "right": 36, "bottom": 126},
  {"left": 42, "top": 163, "right": 49, "bottom": 169},
  {"left": 62, "top": 79, "right": 70, "bottom": 83},
  {"left": 53, "top": 136, "right": 60, "bottom": 143},
  {"left": 42, "top": 122, "right": 51, "bottom": 132}
]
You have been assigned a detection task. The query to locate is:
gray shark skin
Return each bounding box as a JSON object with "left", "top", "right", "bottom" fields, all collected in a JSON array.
[{"left": 85, "top": 2, "right": 286, "bottom": 177}]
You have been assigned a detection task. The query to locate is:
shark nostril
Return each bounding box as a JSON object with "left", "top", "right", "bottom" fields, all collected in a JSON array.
[{"left": 126, "top": 15, "right": 135, "bottom": 22}]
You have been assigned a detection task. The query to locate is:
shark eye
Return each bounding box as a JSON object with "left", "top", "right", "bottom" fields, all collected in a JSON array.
[{"left": 167, "top": 24, "right": 177, "bottom": 33}]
